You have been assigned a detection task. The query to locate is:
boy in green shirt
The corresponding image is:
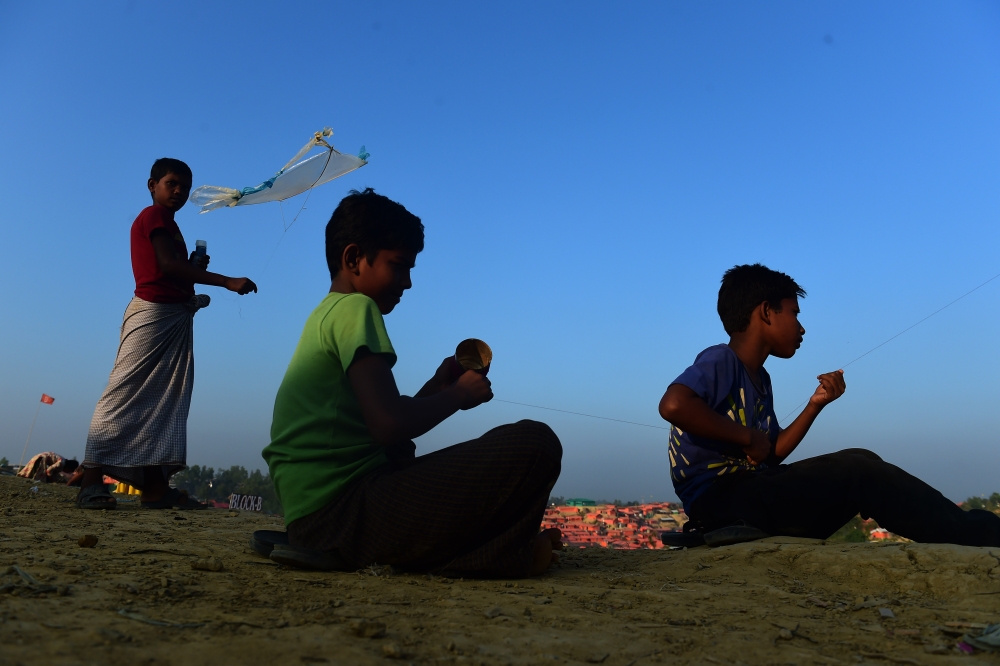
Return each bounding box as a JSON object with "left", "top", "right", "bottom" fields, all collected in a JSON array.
[{"left": 263, "top": 189, "right": 563, "bottom": 577}]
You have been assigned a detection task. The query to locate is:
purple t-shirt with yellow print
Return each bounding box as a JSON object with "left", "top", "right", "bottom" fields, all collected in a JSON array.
[{"left": 668, "top": 344, "right": 781, "bottom": 508}]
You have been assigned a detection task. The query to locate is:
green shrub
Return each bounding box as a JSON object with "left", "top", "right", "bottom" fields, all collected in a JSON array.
[
  {"left": 964, "top": 493, "right": 1000, "bottom": 513},
  {"left": 171, "top": 464, "right": 282, "bottom": 516},
  {"left": 828, "top": 515, "right": 874, "bottom": 542}
]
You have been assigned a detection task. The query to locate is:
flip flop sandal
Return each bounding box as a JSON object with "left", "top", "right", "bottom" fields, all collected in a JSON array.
[
  {"left": 269, "top": 544, "right": 351, "bottom": 571},
  {"left": 76, "top": 483, "right": 117, "bottom": 510},
  {"left": 703, "top": 522, "right": 770, "bottom": 547},
  {"left": 249, "top": 530, "right": 289, "bottom": 558},
  {"left": 141, "top": 487, "right": 208, "bottom": 510},
  {"left": 660, "top": 531, "right": 706, "bottom": 548}
]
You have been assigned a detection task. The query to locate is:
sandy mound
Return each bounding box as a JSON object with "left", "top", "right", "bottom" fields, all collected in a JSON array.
[{"left": 2, "top": 475, "right": 999, "bottom": 665}]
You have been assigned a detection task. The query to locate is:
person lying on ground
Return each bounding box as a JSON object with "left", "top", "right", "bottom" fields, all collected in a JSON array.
[
  {"left": 263, "top": 188, "right": 563, "bottom": 577},
  {"left": 77, "top": 158, "right": 257, "bottom": 510},
  {"left": 658, "top": 263, "right": 1000, "bottom": 546},
  {"left": 16, "top": 453, "right": 79, "bottom": 483}
]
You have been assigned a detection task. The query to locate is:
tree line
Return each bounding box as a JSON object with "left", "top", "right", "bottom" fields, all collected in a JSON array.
[
  {"left": 548, "top": 496, "right": 645, "bottom": 507},
  {"left": 171, "top": 465, "right": 281, "bottom": 515}
]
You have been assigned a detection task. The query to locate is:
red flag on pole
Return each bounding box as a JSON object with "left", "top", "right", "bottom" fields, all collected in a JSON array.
[{"left": 19, "top": 394, "right": 54, "bottom": 469}]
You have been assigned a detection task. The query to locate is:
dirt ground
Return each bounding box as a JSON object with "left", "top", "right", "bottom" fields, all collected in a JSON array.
[{"left": 3, "top": 476, "right": 1000, "bottom": 665}]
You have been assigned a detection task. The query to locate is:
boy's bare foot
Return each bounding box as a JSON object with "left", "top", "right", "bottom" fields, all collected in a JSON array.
[{"left": 529, "top": 528, "right": 564, "bottom": 576}]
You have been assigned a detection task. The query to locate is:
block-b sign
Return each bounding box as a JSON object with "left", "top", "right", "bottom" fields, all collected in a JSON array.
[{"left": 229, "top": 494, "right": 263, "bottom": 512}]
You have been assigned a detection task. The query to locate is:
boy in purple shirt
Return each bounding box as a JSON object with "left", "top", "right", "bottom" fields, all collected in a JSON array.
[{"left": 659, "top": 263, "right": 1000, "bottom": 546}]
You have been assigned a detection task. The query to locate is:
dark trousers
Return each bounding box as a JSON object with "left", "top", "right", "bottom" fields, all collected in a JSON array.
[
  {"left": 688, "top": 448, "right": 1000, "bottom": 547},
  {"left": 288, "top": 420, "right": 562, "bottom": 577}
]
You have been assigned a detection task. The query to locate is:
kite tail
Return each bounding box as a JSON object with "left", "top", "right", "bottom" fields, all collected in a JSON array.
[{"left": 189, "top": 185, "right": 242, "bottom": 213}]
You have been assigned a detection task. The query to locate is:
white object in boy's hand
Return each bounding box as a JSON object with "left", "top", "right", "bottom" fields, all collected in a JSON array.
[{"left": 191, "top": 240, "right": 208, "bottom": 268}]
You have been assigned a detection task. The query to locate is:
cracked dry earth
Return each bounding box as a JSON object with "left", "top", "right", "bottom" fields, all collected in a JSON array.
[{"left": 3, "top": 476, "right": 1000, "bottom": 665}]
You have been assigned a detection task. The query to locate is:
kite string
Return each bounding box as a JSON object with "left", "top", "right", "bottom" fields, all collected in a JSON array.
[
  {"left": 496, "top": 268, "right": 1000, "bottom": 430},
  {"left": 257, "top": 148, "right": 333, "bottom": 278},
  {"left": 215, "top": 152, "right": 331, "bottom": 318},
  {"left": 217, "top": 149, "right": 335, "bottom": 320},
  {"left": 493, "top": 399, "right": 669, "bottom": 430},
  {"left": 779, "top": 267, "right": 1000, "bottom": 421}
]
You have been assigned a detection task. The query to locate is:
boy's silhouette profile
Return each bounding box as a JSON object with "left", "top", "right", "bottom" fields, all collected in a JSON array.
[
  {"left": 659, "top": 263, "right": 1000, "bottom": 546},
  {"left": 264, "top": 189, "right": 562, "bottom": 576}
]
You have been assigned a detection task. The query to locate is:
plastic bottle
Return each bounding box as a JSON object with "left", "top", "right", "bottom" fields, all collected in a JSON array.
[{"left": 192, "top": 240, "right": 207, "bottom": 267}]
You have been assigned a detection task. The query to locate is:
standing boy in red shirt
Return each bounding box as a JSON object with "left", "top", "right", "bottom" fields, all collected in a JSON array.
[{"left": 78, "top": 158, "right": 257, "bottom": 509}]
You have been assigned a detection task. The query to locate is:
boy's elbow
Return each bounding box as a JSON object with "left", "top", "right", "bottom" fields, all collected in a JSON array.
[
  {"left": 366, "top": 413, "right": 406, "bottom": 447},
  {"left": 658, "top": 386, "right": 687, "bottom": 424},
  {"left": 157, "top": 258, "right": 181, "bottom": 278},
  {"left": 368, "top": 424, "right": 398, "bottom": 447},
  {"left": 658, "top": 395, "right": 678, "bottom": 423}
]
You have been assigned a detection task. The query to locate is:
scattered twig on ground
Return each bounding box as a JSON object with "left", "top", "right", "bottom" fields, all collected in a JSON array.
[
  {"left": 771, "top": 622, "right": 818, "bottom": 643},
  {"left": 14, "top": 565, "right": 42, "bottom": 586},
  {"left": 623, "top": 649, "right": 662, "bottom": 666},
  {"left": 8, "top": 565, "right": 58, "bottom": 595},
  {"left": 293, "top": 577, "right": 328, "bottom": 585},
  {"left": 218, "top": 620, "right": 265, "bottom": 629},
  {"left": 857, "top": 652, "right": 922, "bottom": 665},
  {"left": 128, "top": 548, "right": 204, "bottom": 557},
  {"left": 117, "top": 608, "right": 206, "bottom": 628}
]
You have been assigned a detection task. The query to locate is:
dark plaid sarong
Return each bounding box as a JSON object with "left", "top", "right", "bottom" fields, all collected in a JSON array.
[{"left": 288, "top": 419, "right": 561, "bottom": 578}]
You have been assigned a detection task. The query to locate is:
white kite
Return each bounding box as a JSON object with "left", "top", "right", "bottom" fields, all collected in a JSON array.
[{"left": 189, "top": 128, "right": 369, "bottom": 213}]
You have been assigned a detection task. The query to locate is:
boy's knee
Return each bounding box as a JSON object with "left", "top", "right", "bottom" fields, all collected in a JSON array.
[
  {"left": 805, "top": 449, "right": 887, "bottom": 487},
  {"left": 837, "top": 448, "right": 883, "bottom": 462},
  {"left": 513, "top": 420, "right": 563, "bottom": 464},
  {"left": 826, "top": 449, "right": 895, "bottom": 490}
]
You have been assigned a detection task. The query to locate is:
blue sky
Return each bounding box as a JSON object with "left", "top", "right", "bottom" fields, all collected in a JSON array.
[{"left": 2, "top": 2, "right": 1000, "bottom": 503}]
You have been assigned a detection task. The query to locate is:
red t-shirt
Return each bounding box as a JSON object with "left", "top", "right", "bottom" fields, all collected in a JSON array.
[{"left": 131, "top": 205, "right": 195, "bottom": 303}]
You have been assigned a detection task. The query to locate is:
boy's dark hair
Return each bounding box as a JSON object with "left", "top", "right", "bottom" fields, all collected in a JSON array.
[
  {"left": 325, "top": 188, "right": 424, "bottom": 279},
  {"left": 62, "top": 459, "right": 79, "bottom": 473},
  {"left": 150, "top": 158, "right": 192, "bottom": 183},
  {"left": 718, "top": 263, "right": 806, "bottom": 335}
]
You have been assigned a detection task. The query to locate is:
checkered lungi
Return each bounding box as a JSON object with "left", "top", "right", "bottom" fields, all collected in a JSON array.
[
  {"left": 83, "top": 295, "right": 209, "bottom": 489},
  {"left": 288, "top": 420, "right": 562, "bottom": 578}
]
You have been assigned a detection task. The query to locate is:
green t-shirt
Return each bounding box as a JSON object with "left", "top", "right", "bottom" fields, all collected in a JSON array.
[{"left": 263, "top": 292, "right": 395, "bottom": 524}]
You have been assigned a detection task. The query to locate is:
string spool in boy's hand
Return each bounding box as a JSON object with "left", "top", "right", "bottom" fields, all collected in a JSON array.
[
  {"left": 446, "top": 339, "right": 493, "bottom": 410},
  {"left": 454, "top": 338, "right": 492, "bottom": 376}
]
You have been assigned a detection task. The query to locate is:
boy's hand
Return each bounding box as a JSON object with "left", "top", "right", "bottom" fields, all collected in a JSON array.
[
  {"left": 189, "top": 252, "right": 210, "bottom": 269},
  {"left": 744, "top": 429, "right": 772, "bottom": 465},
  {"left": 432, "top": 357, "right": 465, "bottom": 388},
  {"left": 224, "top": 277, "right": 258, "bottom": 295},
  {"left": 808, "top": 369, "right": 846, "bottom": 408},
  {"left": 453, "top": 370, "right": 493, "bottom": 410},
  {"left": 414, "top": 357, "right": 465, "bottom": 398}
]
